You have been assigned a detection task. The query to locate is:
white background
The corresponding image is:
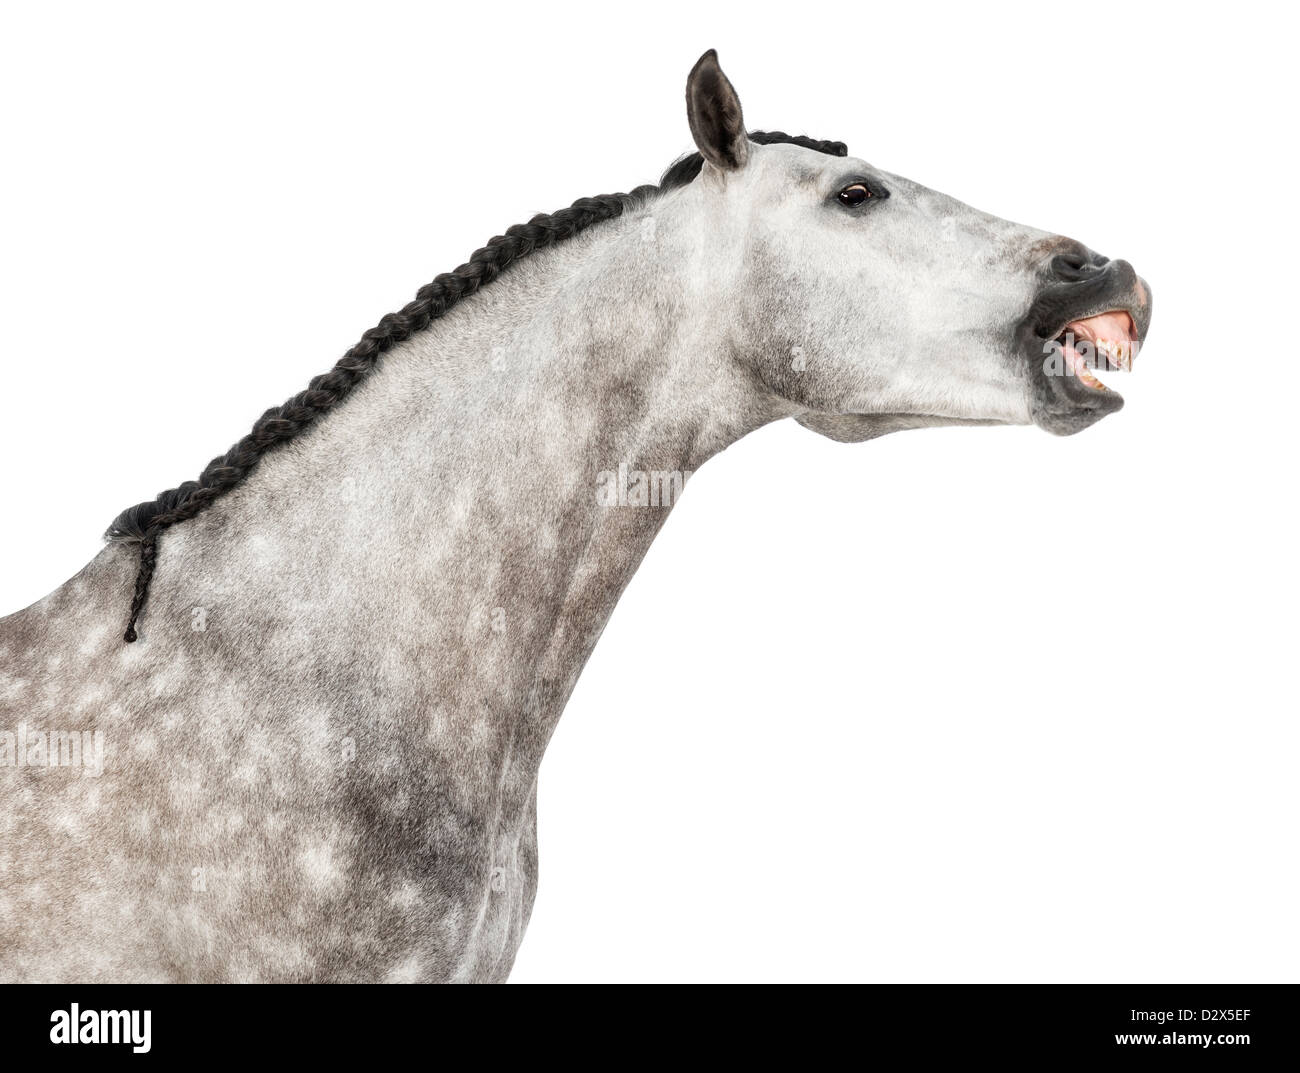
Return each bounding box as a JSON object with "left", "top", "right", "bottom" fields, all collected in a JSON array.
[{"left": 1, "top": 2, "right": 1294, "bottom": 982}]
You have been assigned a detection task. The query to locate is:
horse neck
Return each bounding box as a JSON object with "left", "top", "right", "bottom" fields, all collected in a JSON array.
[{"left": 150, "top": 198, "right": 787, "bottom": 748}]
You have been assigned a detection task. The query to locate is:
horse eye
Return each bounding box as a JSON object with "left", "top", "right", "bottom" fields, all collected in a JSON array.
[{"left": 838, "top": 183, "right": 872, "bottom": 206}]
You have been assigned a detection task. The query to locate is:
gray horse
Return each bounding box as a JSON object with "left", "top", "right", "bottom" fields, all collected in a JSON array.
[{"left": 0, "top": 51, "right": 1150, "bottom": 982}]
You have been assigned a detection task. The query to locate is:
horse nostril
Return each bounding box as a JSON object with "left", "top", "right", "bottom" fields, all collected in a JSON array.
[{"left": 1051, "top": 243, "right": 1109, "bottom": 283}]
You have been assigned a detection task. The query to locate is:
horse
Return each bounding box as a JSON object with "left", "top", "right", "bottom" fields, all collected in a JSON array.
[{"left": 0, "top": 50, "right": 1151, "bottom": 982}]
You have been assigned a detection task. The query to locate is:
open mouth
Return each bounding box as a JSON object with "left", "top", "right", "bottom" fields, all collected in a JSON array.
[
  {"left": 1019, "top": 255, "right": 1151, "bottom": 435},
  {"left": 1053, "top": 310, "right": 1139, "bottom": 392}
]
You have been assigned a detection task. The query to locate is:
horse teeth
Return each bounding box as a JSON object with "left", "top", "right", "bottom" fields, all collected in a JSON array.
[{"left": 1096, "top": 338, "right": 1133, "bottom": 371}]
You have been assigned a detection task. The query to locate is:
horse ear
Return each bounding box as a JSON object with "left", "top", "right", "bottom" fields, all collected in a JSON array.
[{"left": 685, "top": 49, "right": 749, "bottom": 171}]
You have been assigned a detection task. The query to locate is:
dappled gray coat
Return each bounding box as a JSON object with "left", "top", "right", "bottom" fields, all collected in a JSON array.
[{"left": 0, "top": 51, "right": 1150, "bottom": 982}]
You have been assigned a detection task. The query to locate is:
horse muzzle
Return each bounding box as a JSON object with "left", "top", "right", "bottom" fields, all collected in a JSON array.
[{"left": 1018, "top": 243, "right": 1153, "bottom": 435}]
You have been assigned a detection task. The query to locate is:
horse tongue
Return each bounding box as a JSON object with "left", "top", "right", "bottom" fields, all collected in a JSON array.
[{"left": 1065, "top": 311, "right": 1138, "bottom": 370}]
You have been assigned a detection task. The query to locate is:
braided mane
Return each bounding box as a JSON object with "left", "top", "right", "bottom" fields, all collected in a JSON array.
[{"left": 110, "top": 131, "right": 848, "bottom": 642}]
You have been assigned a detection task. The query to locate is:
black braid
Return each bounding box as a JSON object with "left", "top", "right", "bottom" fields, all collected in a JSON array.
[
  {"left": 121, "top": 530, "right": 158, "bottom": 643},
  {"left": 110, "top": 132, "right": 848, "bottom": 643}
]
